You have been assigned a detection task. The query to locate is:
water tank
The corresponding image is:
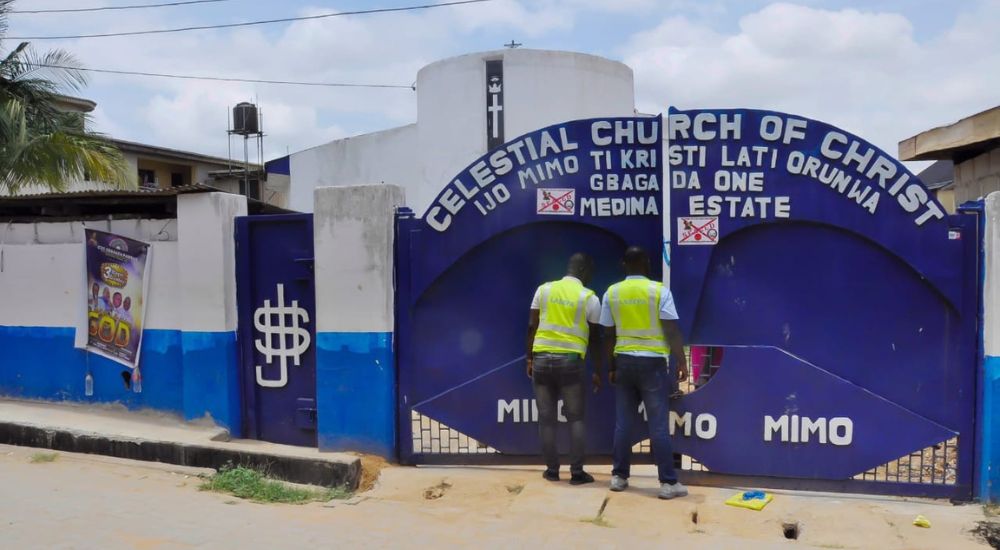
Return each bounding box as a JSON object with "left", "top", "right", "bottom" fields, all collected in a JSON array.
[{"left": 232, "top": 102, "right": 259, "bottom": 135}]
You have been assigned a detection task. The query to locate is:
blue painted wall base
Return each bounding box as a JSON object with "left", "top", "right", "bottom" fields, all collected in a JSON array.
[
  {"left": 0, "top": 326, "right": 183, "bottom": 412},
  {"left": 981, "top": 355, "right": 1000, "bottom": 500},
  {"left": 0, "top": 326, "right": 241, "bottom": 435},
  {"left": 181, "top": 331, "right": 241, "bottom": 435},
  {"left": 316, "top": 332, "right": 395, "bottom": 457}
]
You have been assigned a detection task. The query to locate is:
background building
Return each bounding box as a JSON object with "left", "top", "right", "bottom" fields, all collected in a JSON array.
[
  {"left": 899, "top": 106, "right": 1000, "bottom": 208},
  {"left": 272, "top": 49, "right": 639, "bottom": 215},
  {"left": 916, "top": 160, "right": 956, "bottom": 213},
  {"left": 5, "top": 95, "right": 281, "bottom": 206}
]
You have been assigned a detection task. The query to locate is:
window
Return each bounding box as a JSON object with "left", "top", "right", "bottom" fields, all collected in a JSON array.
[
  {"left": 239, "top": 178, "right": 260, "bottom": 200},
  {"left": 171, "top": 172, "right": 184, "bottom": 187},
  {"left": 138, "top": 169, "right": 157, "bottom": 189}
]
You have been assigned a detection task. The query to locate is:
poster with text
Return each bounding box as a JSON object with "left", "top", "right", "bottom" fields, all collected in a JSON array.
[{"left": 84, "top": 229, "right": 150, "bottom": 368}]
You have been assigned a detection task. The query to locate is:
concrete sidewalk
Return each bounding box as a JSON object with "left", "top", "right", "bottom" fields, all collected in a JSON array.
[
  {"left": 0, "top": 398, "right": 360, "bottom": 488},
  {"left": 0, "top": 442, "right": 991, "bottom": 549},
  {"left": 364, "top": 465, "right": 993, "bottom": 548}
]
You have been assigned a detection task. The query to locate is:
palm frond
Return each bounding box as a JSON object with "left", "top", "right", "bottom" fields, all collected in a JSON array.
[
  {"left": 0, "top": 1, "right": 12, "bottom": 44},
  {"left": 15, "top": 49, "right": 87, "bottom": 91},
  {"left": 0, "top": 2, "right": 131, "bottom": 194},
  {"left": 0, "top": 98, "right": 134, "bottom": 194}
]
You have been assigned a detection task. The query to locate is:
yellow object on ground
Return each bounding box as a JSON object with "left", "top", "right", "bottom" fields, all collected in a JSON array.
[
  {"left": 913, "top": 515, "right": 932, "bottom": 528},
  {"left": 724, "top": 491, "right": 774, "bottom": 511}
]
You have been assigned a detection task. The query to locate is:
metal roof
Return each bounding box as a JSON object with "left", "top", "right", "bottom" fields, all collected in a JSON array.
[
  {"left": 112, "top": 139, "right": 259, "bottom": 168},
  {"left": 0, "top": 184, "right": 292, "bottom": 220},
  {"left": 916, "top": 160, "right": 955, "bottom": 191},
  {"left": 0, "top": 182, "right": 219, "bottom": 201}
]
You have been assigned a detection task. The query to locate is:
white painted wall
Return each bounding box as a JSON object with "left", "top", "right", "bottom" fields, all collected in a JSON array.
[
  {"left": 313, "top": 185, "right": 405, "bottom": 333},
  {"left": 985, "top": 191, "right": 1000, "bottom": 357},
  {"left": 287, "top": 49, "right": 636, "bottom": 216},
  {"left": 0, "top": 193, "right": 245, "bottom": 334},
  {"left": 176, "top": 193, "right": 246, "bottom": 333},
  {"left": 0, "top": 230, "right": 178, "bottom": 330},
  {"left": 1, "top": 219, "right": 177, "bottom": 245},
  {"left": 289, "top": 125, "right": 416, "bottom": 213},
  {"left": 262, "top": 173, "right": 290, "bottom": 208}
]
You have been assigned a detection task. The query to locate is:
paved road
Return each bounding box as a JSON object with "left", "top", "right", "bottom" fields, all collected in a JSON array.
[{"left": 0, "top": 444, "right": 990, "bottom": 549}]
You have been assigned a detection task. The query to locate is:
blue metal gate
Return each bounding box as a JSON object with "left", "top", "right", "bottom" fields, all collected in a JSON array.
[
  {"left": 396, "top": 117, "right": 663, "bottom": 464},
  {"left": 395, "top": 113, "right": 980, "bottom": 500},
  {"left": 236, "top": 214, "right": 317, "bottom": 447},
  {"left": 665, "top": 108, "right": 979, "bottom": 500}
]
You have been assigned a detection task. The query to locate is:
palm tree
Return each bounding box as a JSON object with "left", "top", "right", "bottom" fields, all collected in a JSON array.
[{"left": 0, "top": 0, "right": 132, "bottom": 193}]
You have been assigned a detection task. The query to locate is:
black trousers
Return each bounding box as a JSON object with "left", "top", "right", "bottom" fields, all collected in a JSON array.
[{"left": 532, "top": 352, "right": 586, "bottom": 473}]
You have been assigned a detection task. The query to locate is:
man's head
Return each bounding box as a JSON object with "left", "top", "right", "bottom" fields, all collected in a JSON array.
[
  {"left": 566, "top": 253, "right": 595, "bottom": 285},
  {"left": 622, "top": 246, "right": 651, "bottom": 277},
  {"left": 123, "top": 297, "right": 132, "bottom": 311},
  {"left": 91, "top": 283, "right": 99, "bottom": 298},
  {"left": 112, "top": 292, "right": 123, "bottom": 308},
  {"left": 102, "top": 288, "right": 111, "bottom": 300}
]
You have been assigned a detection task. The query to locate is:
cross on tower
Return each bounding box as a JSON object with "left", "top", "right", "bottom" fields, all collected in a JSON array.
[
  {"left": 488, "top": 94, "right": 503, "bottom": 139},
  {"left": 504, "top": 40, "right": 522, "bottom": 49}
]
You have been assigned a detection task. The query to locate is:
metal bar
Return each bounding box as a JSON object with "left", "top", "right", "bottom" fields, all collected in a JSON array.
[
  {"left": 920, "top": 446, "right": 925, "bottom": 483},
  {"left": 401, "top": 454, "right": 970, "bottom": 500},
  {"left": 405, "top": 453, "right": 652, "bottom": 466},
  {"left": 931, "top": 444, "right": 938, "bottom": 484}
]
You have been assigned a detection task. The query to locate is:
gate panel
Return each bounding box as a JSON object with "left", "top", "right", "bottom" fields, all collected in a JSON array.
[
  {"left": 396, "top": 110, "right": 978, "bottom": 500},
  {"left": 236, "top": 214, "right": 317, "bottom": 447},
  {"left": 397, "top": 117, "right": 663, "bottom": 464},
  {"left": 668, "top": 108, "right": 978, "bottom": 499}
]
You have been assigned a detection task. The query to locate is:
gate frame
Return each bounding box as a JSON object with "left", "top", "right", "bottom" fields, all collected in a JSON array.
[
  {"left": 235, "top": 212, "right": 317, "bottom": 444},
  {"left": 393, "top": 207, "right": 984, "bottom": 502}
]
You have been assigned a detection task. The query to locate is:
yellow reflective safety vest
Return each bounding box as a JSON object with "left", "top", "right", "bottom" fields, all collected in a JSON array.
[
  {"left": 532, "top": 277, "right": 595, "bottom": 357},
  {"left": 607, "top": 277, "right": 669, "bottom": 355}
]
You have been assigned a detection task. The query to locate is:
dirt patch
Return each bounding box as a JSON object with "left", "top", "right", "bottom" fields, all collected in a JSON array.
[
  {"left": 506, "top": 484, "right": 524, "bottom": 495},
  {"left": 423, "top": 480, "right": 452, "bottom": 500},
  {"left": 357, "top": 455, "right": 389, "bottom": 492},
  {"left": 973, "top": 521, "right": 1000, "bottom": 549}
]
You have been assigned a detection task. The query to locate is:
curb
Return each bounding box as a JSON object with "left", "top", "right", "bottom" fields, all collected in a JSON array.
[{"left": 0, "top": 422, "right": 361, "bottom": 490}]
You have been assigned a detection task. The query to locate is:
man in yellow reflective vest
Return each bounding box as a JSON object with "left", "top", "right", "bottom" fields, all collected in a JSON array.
[
  {"left": 526, "top": 253, "right": 603, "bottom": 484},
  {"left": 601, "top": 246, "right": 689, "bottom": 499}
]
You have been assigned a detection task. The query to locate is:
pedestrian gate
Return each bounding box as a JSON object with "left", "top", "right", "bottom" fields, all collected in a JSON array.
[{"left": 236, "top": 214, "right": 317, "bottom": 447}]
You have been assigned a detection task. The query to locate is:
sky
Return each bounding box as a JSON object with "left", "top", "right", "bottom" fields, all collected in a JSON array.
[{"left": 3, "top": 0, "right": 998, "bottom": 169}]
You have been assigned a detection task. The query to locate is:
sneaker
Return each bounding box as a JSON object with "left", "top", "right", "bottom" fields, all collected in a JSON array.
[
  {"left": 569, "top": 471, "right": 595, "bottom": 485},
  {"left": 609, "top": 475, "right": 629, "bottom": 492},
  {"left": 542, "top": 468, "right": 560, "bottom": 482},
  {"left": 658, "top": 481, "right": 689, "bottom": 500}
]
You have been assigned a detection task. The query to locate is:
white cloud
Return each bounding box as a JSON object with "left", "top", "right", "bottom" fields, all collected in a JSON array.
[
  {"left": 143, "top": 82, "right": 344, "bottom": 162},
  {"left": 623, "top": 1, "right": 1000, "bottom": 163},
  {"left": 6, "top": 0, "right": 998, "bottom": 170}
]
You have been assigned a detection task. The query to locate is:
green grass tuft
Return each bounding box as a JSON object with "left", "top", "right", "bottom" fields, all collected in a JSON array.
[
  {"left": 506, "top": 484, "right": 524, "bottom": 495},
  {"left": 580, "top": 516, "right": 613, "bottom": 528},
  {"left": 29, "top": 452, "right": 59, "bottom": 463},
  {"left": 200, "top": 465, "right": 350, "bottom": 504}
]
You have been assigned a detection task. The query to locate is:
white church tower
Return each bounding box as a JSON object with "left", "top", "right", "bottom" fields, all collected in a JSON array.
[{"left": 278, "top": 49, "right": 638, "bottom": 215}]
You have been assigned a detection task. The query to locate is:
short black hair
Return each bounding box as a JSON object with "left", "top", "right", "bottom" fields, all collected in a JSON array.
[
  {"left": 623, "top": 246, "right": 649, "bottom": 267},
  {"left": 567, "top": 252, "right": 594, "bottom": 276}
]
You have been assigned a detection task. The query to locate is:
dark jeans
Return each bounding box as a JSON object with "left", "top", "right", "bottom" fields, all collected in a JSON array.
[
  {"left": 612, "top": 354, "right": 678, "bottom": 483},
  {"left": 532, "top": 353, "right": 586, "bottom": 473}
]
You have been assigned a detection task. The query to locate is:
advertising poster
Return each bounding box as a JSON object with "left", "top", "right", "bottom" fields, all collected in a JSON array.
[{"left": 84, "top": 229, "right": 151, "bottom": 368}]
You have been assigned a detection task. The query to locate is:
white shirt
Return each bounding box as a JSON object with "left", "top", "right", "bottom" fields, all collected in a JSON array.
[
  {"left": 530, "top": 276, "right": 601, "bottom": 324},
  {"left": 599, "top": 275, "right": 679, "bottom": 357}
]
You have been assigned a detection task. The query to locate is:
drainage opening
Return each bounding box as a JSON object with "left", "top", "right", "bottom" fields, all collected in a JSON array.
[{"left": 782, "top": 521, "right": 799, "bottom": 540}]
